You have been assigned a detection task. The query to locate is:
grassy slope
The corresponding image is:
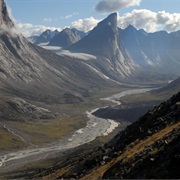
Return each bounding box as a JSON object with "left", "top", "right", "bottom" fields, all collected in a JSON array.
[{"left": 82, "top": 122, "right": 180, "bottom": 180}]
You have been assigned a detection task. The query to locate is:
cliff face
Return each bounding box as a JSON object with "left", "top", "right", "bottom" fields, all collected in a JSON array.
[
  {"left": 0, "top": 0, "right": 14, "bottom": 27},
  {"left": 32, "top": 92, "right": 180, "bottom": 179},
  {"left": 69, "top": 13, "right": 134, "bottom": 77}
]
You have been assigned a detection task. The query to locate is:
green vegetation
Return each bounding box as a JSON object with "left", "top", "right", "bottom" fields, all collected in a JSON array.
[
  {"left": 0, "top": 128, "right": 28, "bottom": 150},
  {"left": 5, "top": 114, "right": 87, "bottom": 145}
]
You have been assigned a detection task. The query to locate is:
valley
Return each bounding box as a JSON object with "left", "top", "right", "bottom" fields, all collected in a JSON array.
[
  {"left": 0, "top": 0, "right": 180, "bottom": 179},
  {"left": 0, "top": 86, "right": 161, "bottom": 177}
]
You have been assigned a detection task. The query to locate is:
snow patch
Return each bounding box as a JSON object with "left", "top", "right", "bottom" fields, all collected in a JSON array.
[
  {"left": 40, "top": 45, "right": 62, "bottom": 51},
  {"left": 57, "top": 50, "right": 97, "bottom": 61}
]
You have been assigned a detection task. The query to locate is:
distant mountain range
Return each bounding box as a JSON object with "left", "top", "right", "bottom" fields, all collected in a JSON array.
[
  {"left": 119, "top": 25, "right": 180, "bottom": 74},
  {"left": 32, "top": 13, "right": 180, "bottom": 76},
  {"left": 0, "top": 0, "right": 179, "bottom": 119},
  {"left": 48, "top": 28, "right": 86, "bottom": 48},
  {"left": 68, "top": 13, "right": 180, "bottom": 76},
  {"left": 35, "top": 29, "right": 59, "bottom": 45}
]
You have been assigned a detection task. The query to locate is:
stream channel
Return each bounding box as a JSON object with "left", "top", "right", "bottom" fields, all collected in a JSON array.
[{"left": 0, "top": 88, "right": 154, "bottom": 171}]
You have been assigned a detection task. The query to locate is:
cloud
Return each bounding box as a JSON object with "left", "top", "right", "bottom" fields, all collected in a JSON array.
[
  {"left": 43, "top": 18, "right": 53, "bottom": 22},
  {"left": 117, "top": 9, "right": 180, "bottom": 32},
  {"left": 60, "top": 12, "right": 79, "bottom": 20},
  {"left": 10, "top": 9, "right": 180, "bottom": 37},
  {"left": 71, "top": 17, "right": 100, "bottom": 32},
  {"left": 16, "top": 23, "right": 62, "bottom": 37},
  {"left": 71, "top": 10, "right": 180, "bottom": 33},
  {"left": 0, "top": 24, "right": 20, "bottom": 37},
  {"left": 95, "top": 0, "right": 141, "bottom": 13}
]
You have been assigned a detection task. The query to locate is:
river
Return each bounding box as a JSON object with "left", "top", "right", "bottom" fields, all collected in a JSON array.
[{"left": 0, "top": 88, "right": 154, "bottom": 171}]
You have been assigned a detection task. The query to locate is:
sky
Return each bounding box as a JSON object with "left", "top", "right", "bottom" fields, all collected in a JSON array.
[{"left": 5, "top": 0, "right": 180, "bottom": 37}]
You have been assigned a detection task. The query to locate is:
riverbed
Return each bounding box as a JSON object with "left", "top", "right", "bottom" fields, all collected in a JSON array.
[{"left": 0, "top": 88, "right": 154, "bottom": 172}]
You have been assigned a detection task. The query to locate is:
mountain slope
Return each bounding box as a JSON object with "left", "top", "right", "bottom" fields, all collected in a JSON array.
[
  {"left": 27, "top": 35, "right": 38, "bottom": 43},
  {"left": 48, "top": 28, "right": 85, "bottom": 48},
  {"left": 68, "top": 13, "right": 135, "bottom": 77},
  {"left": 152, "top": 76, "right": 180, "bottom": 96},
  {"left": 33, "top": 92, "right": 180, "bottom": 179},
  {"left": 0, "top": 0, "right": 14, "bottom": 27},
  {"left": 34, "top": 29, "right": 59, "bottom": 45},
  {"left": 0, "top": 1, "right": 117, "bottom": 120},
  {"left": 119, "top": 26, "right": 180, "bottom": 75}
]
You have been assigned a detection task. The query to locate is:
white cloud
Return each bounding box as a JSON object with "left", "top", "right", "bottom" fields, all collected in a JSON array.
[
  {"left": 17, "top": 9, "right": 180, "bottom": 37},
  {"left": 60, "top": 12, "right": 79, "bottom": 20},
  {"left": 71, "top": 17, "right": 100, "bottom": 32},
  {"left": 70, "top": 10, "right": 180, "bottom": 33},
  {"left": 117, "top": 9, "right": 180, "bottom": 32},
  {"left": 5, "top": 3, "right": 61, "bottom": 37},
  {"left": 43, "top": 18, "right": 53, "bottom": 22},
  {"left": 95, "top": 0, "right": 141, "bottom": 13},
  {"left": 16, "top": 22, "right": 62, "bottom": 37}
]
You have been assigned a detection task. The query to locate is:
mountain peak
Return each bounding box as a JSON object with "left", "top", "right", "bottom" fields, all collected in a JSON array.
[
  {"left": 98, "top": 12, "right": 117, "bottom": 29},
  {"left": 0, "top": 0, "right": 14, "bottom": 27},
  {"left": 48, "top": 28, "right": 84, "bottom": 48},
  {"left": 68, "top": 12, "right": 119, "bottom": 57},
  {"left": 126, "top": 24, "right": 137, "bottom": 31}
]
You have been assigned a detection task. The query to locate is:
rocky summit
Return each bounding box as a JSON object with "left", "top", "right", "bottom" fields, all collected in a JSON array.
[
  {"left": 48, "top": 28, "right": 85, "bottom": 48},
  {"left": 0, "top": 0, "right": 14, "bottom": 27}
]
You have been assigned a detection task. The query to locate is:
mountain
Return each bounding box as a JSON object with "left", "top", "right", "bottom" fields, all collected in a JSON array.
[
  {"left": 34, "top": 92, "right": 180, "bottom": 179},
  {"left": 67, "top": 13, "right": 180, "bottom": 79},
  {"left": 0, "top": 0, "right": 14, "bottom": 27},
  {"left": 48, "top": 28, "right": 85, "bottom": 48},
  {"left": 68, "top": 13, "right": 135, "bottom": 77},
  {"left": 0, "top": 1, "right": 117, "bottom": 120},
  {"left": 119, "top": 25, "right": 180, "bottom": 75},
  {"left": 27, "top": 35, "right": 38, "bottom": 43},
  {"left": 153, "top": 76, "right": 180, "bottom": 96},
  {"left": 34, "top": 29, "right": 59, "bottom": 45}
]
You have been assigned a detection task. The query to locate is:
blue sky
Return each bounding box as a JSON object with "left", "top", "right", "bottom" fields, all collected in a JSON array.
[{"left": 5, "top": 0, "right": 180, "bottom": 36}]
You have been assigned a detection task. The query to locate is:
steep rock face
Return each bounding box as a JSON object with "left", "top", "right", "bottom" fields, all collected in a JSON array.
[
  {"left": 0, "top": 33, "right": 45, "bottom": 82},
  {"left": 69, "top": 13, "right": 134, "bottom": 77},
  {"left": 0, "top": 0, "right": 14, "bottom": 27},
  {"left": 69, "top": 13, "right": 119, "bottom": 58},
  {"left": 34, "top": 29, "right": 59, "bottom": 45},
  {"left": 0, "top": 31, "right": 111, "bottom": 102},
  {"left": 119, "top": 26, "right": 180, "bottom": 75},
  {"left": 48, "top": 28, "right": 85, "bottom": 48},
  {"left": 0, "top": 1, "right": 119, "bottom": 120}
]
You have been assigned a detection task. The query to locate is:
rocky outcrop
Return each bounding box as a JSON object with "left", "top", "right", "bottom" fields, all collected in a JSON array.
[
  {"left": 0, "top": 98, "right": 57, "bottom": 120},
  {"left": 0, "top": 0, "right": 14, "bottom": 27}
]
